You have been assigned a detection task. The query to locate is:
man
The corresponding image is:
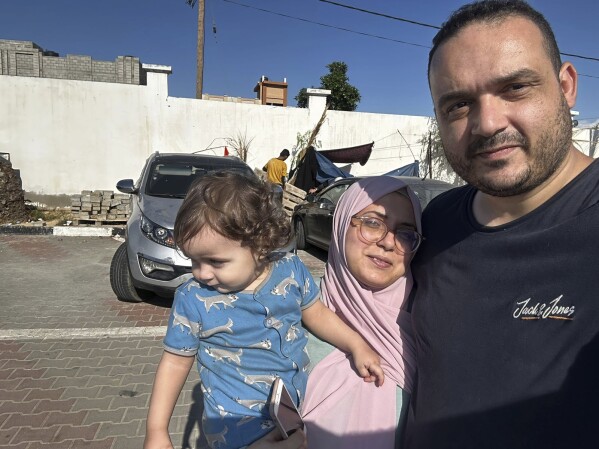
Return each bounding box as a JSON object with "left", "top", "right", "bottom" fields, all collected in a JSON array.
[
  {"left": 263, "top": 149, "right": 290, "bottom": 186},
  {"left": 406, "top": 1, "right": 598, "bottom": 448}
]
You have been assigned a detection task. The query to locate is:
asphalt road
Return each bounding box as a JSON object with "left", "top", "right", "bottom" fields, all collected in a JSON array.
[{"left": 0, "top": 234, "right": 326, "bottom": 449}]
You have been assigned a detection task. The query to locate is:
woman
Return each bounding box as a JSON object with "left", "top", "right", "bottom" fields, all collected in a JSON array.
[{"left": 301, "top": 176, "right": 422, "bottom": 448}]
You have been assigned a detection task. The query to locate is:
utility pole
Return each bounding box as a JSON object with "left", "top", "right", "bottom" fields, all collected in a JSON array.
[{"left": 196, "top": 0, "right": 205, "bottom": 99}]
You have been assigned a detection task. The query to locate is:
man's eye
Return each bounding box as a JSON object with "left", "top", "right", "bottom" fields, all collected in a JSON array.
[
  {"left": 504, "top": 83, "right": 531, "bottom": 97},
  {"left": 447, "top": 101, "right": 469, "bottom": 113}
]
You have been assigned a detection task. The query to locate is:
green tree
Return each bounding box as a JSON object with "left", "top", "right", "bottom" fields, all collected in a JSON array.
[
  {"left": 295, "top": 61, "right": 361, "bottom": 111},
  {"left": 419, "top": 119, "right": 465, "bottom": 186}
]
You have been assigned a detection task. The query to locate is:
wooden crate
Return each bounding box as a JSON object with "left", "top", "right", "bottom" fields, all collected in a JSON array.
[{"left": 282, "top": 184, "right": 307, "bottom": 218}]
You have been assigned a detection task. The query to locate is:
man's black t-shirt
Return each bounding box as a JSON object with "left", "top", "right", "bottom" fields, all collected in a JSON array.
[{"left": 405, "top": 159, "right": 599, "bottom": 449}]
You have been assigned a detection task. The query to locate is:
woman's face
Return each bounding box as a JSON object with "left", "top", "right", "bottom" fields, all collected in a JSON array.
[{"left": 344, "top": 191, "right": 417, "bottom": 290}]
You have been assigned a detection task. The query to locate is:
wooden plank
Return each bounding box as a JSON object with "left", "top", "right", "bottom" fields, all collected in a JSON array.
[
  {"left": 283, "top": 197, "right": 300, "bottom": 212},
  {"left": 284, "top": 183, "right": 307, "bottom": 199},
  {"left": 283, "top": 190, "right": 306, "bottom": 204}
]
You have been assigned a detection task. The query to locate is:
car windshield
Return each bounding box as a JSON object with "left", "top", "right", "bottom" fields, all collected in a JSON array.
[
  {"left": 145, "top": 160, "right": 253, "bottom": 198},
  {"left": 409, "top": 184, "right": 452, "bottom": 208},
  {"left": 318, "top": 183, "right": 352, "bottom": 205}
]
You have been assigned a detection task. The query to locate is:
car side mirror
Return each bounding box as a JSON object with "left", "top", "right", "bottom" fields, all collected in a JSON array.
[
  {"left": 116, "top": 179, "right": 138, "bottom": 194},
  {"left": 305, "top": 193, "right": 316, "bottom": 202}
]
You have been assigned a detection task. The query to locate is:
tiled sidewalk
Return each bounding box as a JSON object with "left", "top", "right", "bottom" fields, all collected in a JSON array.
[
  {"left": 0, "top": 234, "right": 326, "bottom": 448},
  {"left": 0, "top": 336, "right": 201, "bottom": 449}
]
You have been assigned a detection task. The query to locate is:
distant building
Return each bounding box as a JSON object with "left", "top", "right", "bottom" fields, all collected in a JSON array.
[{"left": 254, "top": 76, "right": 288, "bottom": 106}]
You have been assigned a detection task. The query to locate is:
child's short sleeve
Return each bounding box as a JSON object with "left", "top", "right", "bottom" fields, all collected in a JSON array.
[
  {"left": 163, "top": 283, "right": 202, "bottom": 356},
  {"left": 289, "top": 254, "right": 320, "bottom": 310}
]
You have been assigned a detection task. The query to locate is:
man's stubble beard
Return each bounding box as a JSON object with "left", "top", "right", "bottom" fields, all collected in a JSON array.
[{"left": 444, "top": 96, "right": 573, "bottom": 197}]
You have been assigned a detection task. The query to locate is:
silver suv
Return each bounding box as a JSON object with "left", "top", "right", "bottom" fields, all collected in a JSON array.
[{"left": 109, "top": 152, "right": 254, "bottom": 302}]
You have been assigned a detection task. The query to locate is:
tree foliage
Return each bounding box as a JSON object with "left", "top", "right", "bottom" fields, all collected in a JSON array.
[
  {"left": 419, "top": 119, "right": 465, "bottom": 186},
  {"left": 295, "top": 61, "right": 361, "bottom": 111}
]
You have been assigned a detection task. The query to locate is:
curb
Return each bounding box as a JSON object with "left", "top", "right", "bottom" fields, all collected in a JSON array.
[{"left": 0, "top": 225, "right": 126, "bottom": 237}]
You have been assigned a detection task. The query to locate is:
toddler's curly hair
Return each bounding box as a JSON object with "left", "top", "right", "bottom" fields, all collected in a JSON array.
[{"left": 174, "top": 171, "right": 291, "bottom": 258}]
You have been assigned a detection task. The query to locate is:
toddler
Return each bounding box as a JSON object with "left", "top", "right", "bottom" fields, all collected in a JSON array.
[{"left": 144, "top": 171, "right": 383, "bottom": 449}]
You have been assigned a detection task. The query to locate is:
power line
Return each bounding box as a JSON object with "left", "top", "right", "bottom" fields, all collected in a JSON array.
[
  {"left": 319, "top": 0, "right": 599, "bottom": 63},
  {"left": 221, "top": 0, "right": 429, "bottom": 48},
  {"left": 319, "top": 0, "right": 440, "bottom": 29},
  {"left": 561, "top": 53, "right": 599, "bottom": 63},
  {"left": 220, "top": 0, "right": 599, "bottom": 76}
]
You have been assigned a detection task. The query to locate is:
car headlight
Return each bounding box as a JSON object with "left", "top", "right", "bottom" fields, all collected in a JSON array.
[{"left": 140, "top": 215, "right": 176, "bottom": 248}]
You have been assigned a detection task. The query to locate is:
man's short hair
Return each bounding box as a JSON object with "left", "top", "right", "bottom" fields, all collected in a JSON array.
[
  {"left": 280, "top": 149, "right": 290, "bottom": 157},
  {"left": 428, "top": 0, "right": 562, "bottom": 79}
]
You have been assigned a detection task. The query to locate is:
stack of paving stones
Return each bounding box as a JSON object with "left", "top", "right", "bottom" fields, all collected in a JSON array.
[{"left": 70, "top": 190, "right": 131, "bottom": 225}]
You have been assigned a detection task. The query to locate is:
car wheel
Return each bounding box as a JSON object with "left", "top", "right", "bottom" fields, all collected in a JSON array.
[
  {"left": 109, "top": 242, "right": 154, "bottom": 303},
  {"left": 295, "top": 219, "right": 307, "bottom": 250}
]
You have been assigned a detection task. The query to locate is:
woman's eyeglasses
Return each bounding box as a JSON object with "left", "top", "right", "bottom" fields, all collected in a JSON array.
[{"left": 350, "top": 215, "right": 422, "bottom": 254}]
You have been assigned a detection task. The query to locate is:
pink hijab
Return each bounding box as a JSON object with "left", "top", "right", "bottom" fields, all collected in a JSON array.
[{"left": 302, "top": 176, "right": 421, "bottom": 449}]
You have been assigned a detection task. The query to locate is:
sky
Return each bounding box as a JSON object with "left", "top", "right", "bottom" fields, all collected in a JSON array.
[{"left": 2, "top": 0, "right": 598, "bottom": 126}]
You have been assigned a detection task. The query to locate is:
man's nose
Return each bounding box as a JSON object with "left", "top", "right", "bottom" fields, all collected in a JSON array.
[{"left": 471, "top": 95, "right": 509, "bottom": 138}]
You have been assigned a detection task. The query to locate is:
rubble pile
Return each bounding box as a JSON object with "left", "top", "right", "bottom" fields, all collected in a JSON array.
[
  {"left": 0, "top": 157, "right": 29, "bottom": 224},
  {"left": 71, "top": 190, "right": 131, "bottom": 223}
]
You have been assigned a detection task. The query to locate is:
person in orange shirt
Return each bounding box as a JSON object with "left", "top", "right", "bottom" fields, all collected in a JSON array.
[{"left": 263, "top": 149, "right": 290, "bottom": 186}]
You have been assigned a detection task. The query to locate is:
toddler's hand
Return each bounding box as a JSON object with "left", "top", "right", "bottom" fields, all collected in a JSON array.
[{"left": 352, "top": 344, "right": 385, "bottom": 387}]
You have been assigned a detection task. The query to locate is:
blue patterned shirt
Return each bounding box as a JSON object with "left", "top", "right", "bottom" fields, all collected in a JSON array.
[{"left": 164, "top": 253, "right": 320, "bottom": 449}]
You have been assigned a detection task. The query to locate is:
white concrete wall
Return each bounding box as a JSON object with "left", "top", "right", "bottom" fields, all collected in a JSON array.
[
  {"left": 0, "top": 72, "right": 431, "bottom": 195},
  {"left": 573, "top": 124, "right": 598, "bottom": 158}
]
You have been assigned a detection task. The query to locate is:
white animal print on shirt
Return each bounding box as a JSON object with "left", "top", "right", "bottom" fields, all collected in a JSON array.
[
  {"left": 198, "top": 318, "right": 234, "bottom": 338},
  {"left": 286, "top": 325, "right": 300, "bottom": 342},
  {"left": 247, "top": 339, "right": 272, "bottom": 350},
  {"left": 236, "top": 369, "right": 277, "bottom": 388},
  {"left": 271, "top": 272, "right": 300, "bottom": 298},
  {"left": 172, "top": 308, "right": 200, "bottom": 336},
  {"left": 235, "top": 397, "right": 267, "bottom": 411},
  {"left": 196, "top": 293, "right": 239, "bottom": 312},
  {"left": 205, "top": 347, "right": 243, "bottom": 365}
]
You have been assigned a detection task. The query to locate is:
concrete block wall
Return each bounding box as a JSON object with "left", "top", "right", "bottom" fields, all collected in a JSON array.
[
  {"left": 92, "top": 60, "right": 118, "bottom": 83},
  {"left": 0, "top": 40, "right": 140, "bottom": 85},
  {"left": 42, "top": 55, "right": 68, "bottom": 79},
  {"left": 67, "top": 55, "right": 93, "bottom": 81},
  {"left": 0, "top": 41, "right": 41, "bottom": 76},
  {"left": 116, "top": 56, "right": 140, "bottom": 84},
  {"left": 0, "top": 48, "right": 41, "bottom": 77}
]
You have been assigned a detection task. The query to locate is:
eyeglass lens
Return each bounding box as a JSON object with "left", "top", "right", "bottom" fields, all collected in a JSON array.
[{"left": 356, "top": 216, "right": 420, "bottom": 252}]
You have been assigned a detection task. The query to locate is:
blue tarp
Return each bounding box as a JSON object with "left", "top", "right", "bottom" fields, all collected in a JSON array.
[
  {"left": 314, "top": 150, "right": 353, "bottom": 183},
  {"left": 383, "top": 161, "right": 420, "bottom": 177}
]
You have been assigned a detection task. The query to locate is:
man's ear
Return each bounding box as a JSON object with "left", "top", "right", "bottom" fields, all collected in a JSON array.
[{"left": 559, "top": 62, "right": 578, "bottom": 109}]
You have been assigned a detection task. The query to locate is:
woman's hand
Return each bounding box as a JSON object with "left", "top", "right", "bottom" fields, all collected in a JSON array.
[
  {"left": 351, "top": 342, "right": 385, "bottom": 387},
  {"left": 248, "top": 428, "right": 307, "bottom": 449}
]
